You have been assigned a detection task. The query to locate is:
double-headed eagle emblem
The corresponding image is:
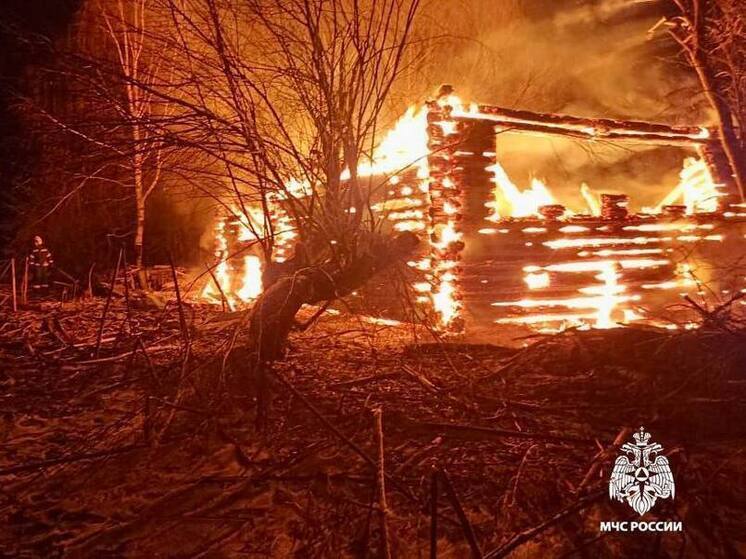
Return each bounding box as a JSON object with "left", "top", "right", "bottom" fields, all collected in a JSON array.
[{"left": 609, "top": 427, "right": 675, "bottom": 515}]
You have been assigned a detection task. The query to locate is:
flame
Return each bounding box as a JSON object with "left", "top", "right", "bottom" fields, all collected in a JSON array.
[
  {"left": 432, "top": 222, "right": 462, "bottom": 250},
  {"left": 645, "top": 157, "right": 724, "bottom": 214},
  {"left": 236, "top": 205, "right": 267, "bottom": 241},
  {"left": 580, "top": 183, "right": 600, "bottom": 216},
  {"left": 525, "top": 272, "right": 550, "bottom": 289},
  {"left": 436, "top": 94, "right": 480, "bottom": 117},
  {"left": 681, "top": 157, "right": 724, "bottom": 213},
  {"left": 495, "top": 260, "right": 638, "bottom": 329},
  {"left": 485, "top": 156, "right": 719, "bottom": 219},
  {"left": 201, "top": 94, "right": 726, "bottom": 335},
  {"left": 237, "top": 255, "right": 263, "bottom": 301},
  {"left": 345, "top": 100, "right": 462, "bottom": 328},
  {"left": 354, "top": 105, "right": 429, "bottom": 179},
  {"left": 486, "top": 162, "right": 558, "bottom": 218},
  {"left": 201, "top": 206, "right": 265, "bottom": 307},
  {"left": 432, "top": 271, "right": 458, "bottom": 325},
  {"left": 501, "top": 257, "right": 678, "bottom": 330}
]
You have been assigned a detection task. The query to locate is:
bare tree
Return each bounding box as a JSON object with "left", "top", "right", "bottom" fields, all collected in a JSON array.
[
  {"left": 123, "top": 0, "right": 424, "bottom": 422},
  {"left": 663, "top": 0, "right": 746, "bottom": 197},
  {"left": 153, "top": 1, "right": 422, "bottom": 285},
  {"left": 152, "top": 0, "right": 422, "bottom": 250},
  {"left": 99, "top": 0, "right": 170, "bottom": 271},
  {"left": 21, "top": 0, "right": 176, "bottom": 275}
]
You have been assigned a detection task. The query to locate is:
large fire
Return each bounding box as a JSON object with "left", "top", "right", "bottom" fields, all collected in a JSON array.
[{"left": 202, "top": 93, "right": 739, "bottom": 333}]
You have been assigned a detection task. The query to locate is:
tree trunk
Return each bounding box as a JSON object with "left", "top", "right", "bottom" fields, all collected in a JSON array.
[
  {"left": 230, "top": 232, "right": 419, "bottom": 424},
  {"left": 675, "top": 2, "right": 746, "bottom": 200},
  {"left": 134, "top": 186, "right": 145, "bottom": 269},
  {"left": 687, "top": 49, "right": 746, "bottom": 199},
  {"left": 132, "top": 122, "right": 148, "bottom": 289},
  {"left": 250, "top": 231, "right": 418, "bottom": 360}
]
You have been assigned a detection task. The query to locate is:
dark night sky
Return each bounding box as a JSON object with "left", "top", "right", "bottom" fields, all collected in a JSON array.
[
  {"left": 0, "top": 1, "right": 81, "bottom": 240},
  {"left": 0, "top": 1, "right": 80, "bottom": 134}
]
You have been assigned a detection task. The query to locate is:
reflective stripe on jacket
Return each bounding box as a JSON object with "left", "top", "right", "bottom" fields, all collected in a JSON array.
[{"left": 30, "top": 248, "right": 54, "bottom": 268}]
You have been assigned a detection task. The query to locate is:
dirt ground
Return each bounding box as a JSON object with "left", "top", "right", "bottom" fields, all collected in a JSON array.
[{"left": 1, "top": 292, "right": 745, "bottom": 558}]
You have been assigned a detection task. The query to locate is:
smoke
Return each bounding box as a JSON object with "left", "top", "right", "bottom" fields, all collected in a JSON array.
[
  {"left": 402, "top": 0, "right": 711, "bottom": 209},
  {"left": 413, "top": 0, "right": 706, "bottom": 120}
]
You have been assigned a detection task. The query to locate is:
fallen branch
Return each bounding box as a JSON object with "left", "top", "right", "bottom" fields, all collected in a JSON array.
[
  {"left": 272, "top": 368, "right": 418, "bottom": 503},
  {"left": 0, "top": 443, "right": 144, "bottom": 476},
  {"left": 482, "top": 490, "right": 605, "bottom": 559},
  {"left": 401, "top": 364, "right": 439, "bottom": 393},
  {"left": 578, "top": 427, "right": 631, "bottom": 492},
  {"left": 397, "top": 417, "right": 594, "bottom": 445},
  {"left": 439, "top": 468, "right": 482, "bottom": 558},
  {"left": 330, "top": 371, "right": 402, "bottom": 389}
]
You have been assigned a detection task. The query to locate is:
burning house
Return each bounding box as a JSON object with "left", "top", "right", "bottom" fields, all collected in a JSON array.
[
  {"left": 6, "top": 1, "right": 746, "bottom": 554},
  {"left": 203, "top": 89, "right": 746, "bottom": 337}
]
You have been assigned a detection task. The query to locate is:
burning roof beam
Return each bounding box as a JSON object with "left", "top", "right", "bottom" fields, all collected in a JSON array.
[{"left": 463, "top": 105, "right": 713, "bottom": 146}]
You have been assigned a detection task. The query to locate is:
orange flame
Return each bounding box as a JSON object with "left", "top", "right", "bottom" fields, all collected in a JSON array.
[
  {"left": 203, "top": 94, "right": 725, "bottom": 335},
  {"left": 645, "top": 157, "right": 724, "bottom": 214},
  {"left": 201, "top": 206, "right": 265, "bottom": 307},
  {"left": 486, "top": 162, "right": 558, "bottom": 219}
]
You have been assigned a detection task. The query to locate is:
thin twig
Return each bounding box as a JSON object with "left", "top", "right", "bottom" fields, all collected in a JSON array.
[
  {"left": 206, "top": 263, "right": 230, "bottom": 312},
  {"left": 272, "top": 367, "right": 417, "bottom": 503},
  {"left": 11, "top": 257, "right": 17, "bottom": 312},
  {"left": 95, "top": 248, "right": 123, "bottom": 357},
  {"left": 374, "top": 407, "right": 392, "bottom": 559},
  {"left": 483, "top": 490, "right": 605, "bottom": 559},
  {"left": 22, "top": 257, "right": 29, "bottom": 305},
  {"left": 430, "top": 468, "right": 438, "bottom": 559}
]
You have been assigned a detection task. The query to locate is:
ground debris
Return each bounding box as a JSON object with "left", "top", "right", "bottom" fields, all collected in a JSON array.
[{"left": 1, "top": 297, "right": 745, "bottom": 557}]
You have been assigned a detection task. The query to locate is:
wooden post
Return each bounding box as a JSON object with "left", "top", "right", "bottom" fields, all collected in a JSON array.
[
  {"left": 374, "top": 408, "right": 392, "bottom": 559},
  {"left": 10, "top": 258, "right": 17, "bottom": 312},
  {"left": 430, "top": 468, "right": 438, "bottom": 559},
  {"left": 22, "top": 257, "right": 29, "bottom": 305}
]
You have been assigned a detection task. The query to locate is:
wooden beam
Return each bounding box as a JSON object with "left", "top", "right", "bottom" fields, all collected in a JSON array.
[{"left": 449, "top": 105, "right": 714, "bottom": 146}]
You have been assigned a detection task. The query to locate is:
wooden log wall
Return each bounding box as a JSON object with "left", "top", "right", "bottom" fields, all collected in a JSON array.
[
  {"left": 346, "top": 167, "right": 434, "bottom": 320},
  {"left": 463, "top": 213, "right": 746, "bottom": 331}
]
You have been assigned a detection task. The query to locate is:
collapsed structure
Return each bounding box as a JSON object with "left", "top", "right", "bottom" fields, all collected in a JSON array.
[{"left": 202, "top": 89, "right": 746, "bottom": 336}]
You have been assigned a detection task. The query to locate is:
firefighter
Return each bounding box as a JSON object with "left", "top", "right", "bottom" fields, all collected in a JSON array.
[{"left": 30, "top": 236, "right": 54, "bottom": 291}]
